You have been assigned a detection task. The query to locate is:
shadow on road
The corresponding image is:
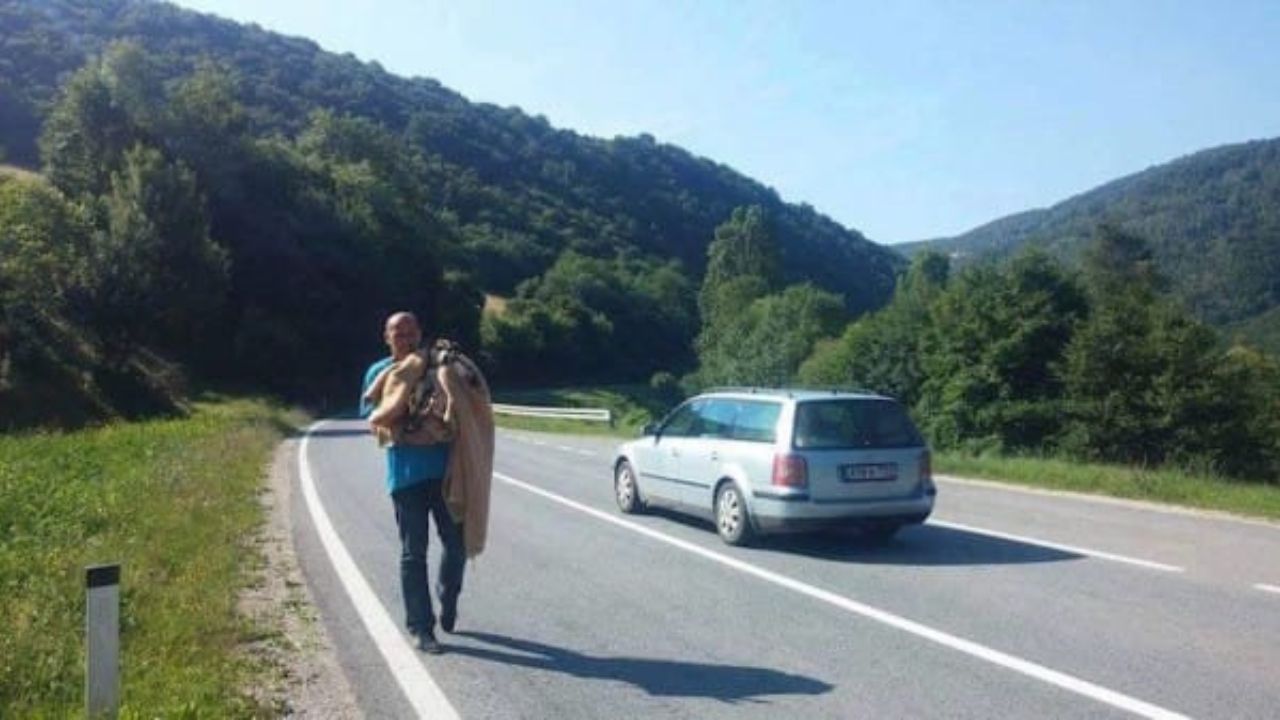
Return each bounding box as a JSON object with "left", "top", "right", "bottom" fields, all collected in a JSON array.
[
  {"left": 765, "top": 523, "right": 1081, "bottom": 566},
  {"left": 447, "top": 631, "right": 833, "bottom": 702},
  {"left": 639, "top": 507, "right": 1079, "bottom": 566}
]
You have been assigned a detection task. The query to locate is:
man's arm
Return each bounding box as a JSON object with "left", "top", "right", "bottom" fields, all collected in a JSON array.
[
  {"left": 359, "top": 358, "right": 392, "bottom": 418},
  {"left": 361, "top": 366, "right": 392, "bottom": 417},
  {"left": 369, "top": 355, "right": 424, "bottom": 429}
]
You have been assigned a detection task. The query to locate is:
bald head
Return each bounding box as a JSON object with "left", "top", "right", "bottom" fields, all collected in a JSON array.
[{"left": 384, "top": 311, "right": 422, "bottom": 360}]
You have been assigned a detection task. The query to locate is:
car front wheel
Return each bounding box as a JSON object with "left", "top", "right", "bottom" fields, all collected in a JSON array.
[
  {"left": 614, "top": 461, "right": 642, "bottom": 514},
  {"left": 715, "top": 482, "right": 753, "bottom": 546}
]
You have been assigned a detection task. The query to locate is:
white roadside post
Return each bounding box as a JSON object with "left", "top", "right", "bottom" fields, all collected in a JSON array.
[{"left": 85, "top": 563, "right": 120, "bottom": 719}]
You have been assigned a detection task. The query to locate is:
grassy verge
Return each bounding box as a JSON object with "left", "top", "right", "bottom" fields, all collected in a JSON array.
[
  {"left": 936, "top": 451, "right": 1280, "bottom": 521},
  {"left": 493, "top": 384, "right": 674, "bottom": 437},
  {"left": 0, "top": 398, "right": 305, "bottom": 717}
]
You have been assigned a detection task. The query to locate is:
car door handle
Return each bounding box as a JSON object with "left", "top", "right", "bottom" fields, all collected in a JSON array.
[
  {"left": 669, "top": 448, "right": 680, "bottom": 457},
  {"left": 710, "top": 451, "right": 719, "bottom": 461}
]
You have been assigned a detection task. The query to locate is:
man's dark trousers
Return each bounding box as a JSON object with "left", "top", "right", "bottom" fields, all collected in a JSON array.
[{"left": 392, "top": 480, "right": 465, "bottom": 635}]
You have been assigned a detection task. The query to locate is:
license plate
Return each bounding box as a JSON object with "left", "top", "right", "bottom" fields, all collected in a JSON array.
[{"left": 840, "top": 463, "right": 897, "bottom": 482}]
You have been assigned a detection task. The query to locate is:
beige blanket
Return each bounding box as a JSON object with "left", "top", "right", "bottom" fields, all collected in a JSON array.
[
  {"left": 439, "top": 353, "right": 495, "bottom": 558},
  {"left": 367, "top": 350, "right": 494, "bottom": 558}
]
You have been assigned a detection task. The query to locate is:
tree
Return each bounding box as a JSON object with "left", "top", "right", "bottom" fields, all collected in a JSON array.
[
  {"left": 480, "top": 252, "right": 697, "bottom": 383},
  {"left": 697, "top": 283, "right": 845, "bottom": 387},
  {"left": 163, "top": 60, "right": 249, "bottom": 202},
  {"left": 87, "top": 144, "right": 228, "bottom": 360},
  {"left": 916, "top": 251, "right": 1085, "bottom": 451},
  {"left": 696, "top": 206, "right": 783, "bottom": 375},
  {"left": 1210, "top": 347, "right": 1280, "bottom": 481},
  {"left": 800, "top": 251, "right": 950, "bottom": 405},
  {"left": 1060, "top": 226, "right": 1259, "bottom": 474},
  {"left": 1082, "top": 223, "right": 1167, "bottom": 299},
  {"left": 702, "top": 205, "right": 780, "bottom": 294},
  {"left": 0, "top": 83, "right": 41, "bottom": 165},
  {"left": 39, "top": 42, "right": 159, "bottom": 199},
  {"left": 0, "top": 177, "right": 92, "bottom": 368}
]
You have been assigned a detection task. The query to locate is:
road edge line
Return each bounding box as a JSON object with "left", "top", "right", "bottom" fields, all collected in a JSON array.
[{"left": 299, "top": 421, "right": 460, "bottom": 720}]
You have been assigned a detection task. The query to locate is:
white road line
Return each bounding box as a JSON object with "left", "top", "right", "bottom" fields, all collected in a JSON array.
[
  {"left": 929, "top": 519, "right": 1184, "bottom": 573},
  {"left": 576, "top": 449, "right": 597, "bottom": 457},
  {"left": 495, "top": 470, "right": 1191, "bottom": 720},
  {"left": 556, "top": 445, "right": 574, "bottom": 452},
  {"left": 1255, "top": 583, "right": 1280, "bottom": 596},
  {"left": 299, "top": 422, "right": 459, "bottom": 720}
]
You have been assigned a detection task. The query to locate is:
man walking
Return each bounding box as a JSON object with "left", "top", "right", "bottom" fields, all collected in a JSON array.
[{"left": 362, "top": 311, "right": 464, "bottom": 655}]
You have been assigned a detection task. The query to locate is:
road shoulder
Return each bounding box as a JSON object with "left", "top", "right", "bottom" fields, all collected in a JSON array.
[{"left": 238, "top": 438, "right": 362, "bottom": 717}]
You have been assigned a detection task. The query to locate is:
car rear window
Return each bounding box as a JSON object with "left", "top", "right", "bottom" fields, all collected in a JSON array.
[{"left": 792, "top": 400, "right": 924, "bottom": 450}]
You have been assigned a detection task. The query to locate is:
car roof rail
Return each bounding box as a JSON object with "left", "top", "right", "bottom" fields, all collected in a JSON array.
[
  {"left": 703, "top": 386, "right": 779, "bottom": 396},
  {"left": 832, "top": 387, "right": 884, "bottom": 396},
  {"left": 784, "top": 385, "right": 895, "bottom": 398}
]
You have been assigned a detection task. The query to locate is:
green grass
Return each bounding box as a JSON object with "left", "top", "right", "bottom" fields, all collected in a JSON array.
[
  {"left": 936, "top": 451, "right": 1280, "bottom": 521},
  {"left": 0, "top": 398, "right": 305, "bottom": 718},
  {"left": 493, "top": 383, "right": 675, "bottom": 437}
]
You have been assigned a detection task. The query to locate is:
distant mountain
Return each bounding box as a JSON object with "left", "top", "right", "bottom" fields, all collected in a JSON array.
[
  {"left": 0, "top": 0, "right": 901, "bottom": 315},
  {"left": 901, "top": 138, "right": 1280, "bottom": 344}
]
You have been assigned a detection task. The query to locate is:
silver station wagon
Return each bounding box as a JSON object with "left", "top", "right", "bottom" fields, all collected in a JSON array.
[{"left": 613, "top": 388, "right": 936, "bottom": 545}]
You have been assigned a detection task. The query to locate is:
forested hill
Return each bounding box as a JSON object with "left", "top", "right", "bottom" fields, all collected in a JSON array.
[
  {"left": 0, "top": 0, "right": 899, "bottom": 311},
  {"left": 900, "top": 138, "right": 1280, "bottom": 338}
]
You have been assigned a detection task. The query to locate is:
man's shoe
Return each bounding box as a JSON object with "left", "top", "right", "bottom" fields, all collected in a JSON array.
[
  {"left": 440, "top": 603, "right": 458, "bottom": 634},
  {"left": 415, "top": 631, "right": 443, "bottom": 655}
]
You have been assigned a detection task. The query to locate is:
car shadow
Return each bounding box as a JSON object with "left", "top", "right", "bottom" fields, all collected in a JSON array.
[
  {"left": 766, "top": 524, "right": 1080, "bottom": 566},
  {"left": 638, "top": 506, "right": 1079, "bottom": 566},
  {"left": 446, "top": 631, "right": 833, "bottom": 702}
]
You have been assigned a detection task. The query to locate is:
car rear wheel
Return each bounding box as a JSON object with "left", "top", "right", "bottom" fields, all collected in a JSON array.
[
  {"left": 614, "top": 461, "right": 642, "bottom": 514},
  {"left": 715, "top": 482, "right": 753, "bottom": 546}
]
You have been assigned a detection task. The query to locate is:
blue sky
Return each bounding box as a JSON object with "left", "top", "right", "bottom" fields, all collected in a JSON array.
[{"left": 173, "top": 0, "right": 1280, "bottom": 243}]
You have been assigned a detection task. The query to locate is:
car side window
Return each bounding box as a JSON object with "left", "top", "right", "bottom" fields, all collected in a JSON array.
[
  {"left": 695, "top": 399, "right": 737, "bottom": 439},
  {"left": 660, "top": 401, "right": 703, "bottom": 438},
  {"left": 730, "top": 401, "right": 782, "bottom": 443}
]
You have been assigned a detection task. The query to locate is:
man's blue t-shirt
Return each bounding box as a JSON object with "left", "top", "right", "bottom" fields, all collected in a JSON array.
[{"left": 361, "top": 357, "right": 449, "bottom": 495}]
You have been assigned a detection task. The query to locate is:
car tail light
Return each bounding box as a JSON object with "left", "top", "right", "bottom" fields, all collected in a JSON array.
[
  {"left": 920, "top": 450, "right": 932, "bottom": 482},
  {"left": 772, "top": 453, "right": 808, "bottom": 488}
]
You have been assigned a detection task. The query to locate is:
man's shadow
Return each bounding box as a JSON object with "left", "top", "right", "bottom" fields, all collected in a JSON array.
[{"left": 448, "top": 631, "right": 833, "bottom": 703}]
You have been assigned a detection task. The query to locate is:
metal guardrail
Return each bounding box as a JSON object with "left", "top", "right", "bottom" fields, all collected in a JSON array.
[{"left": 492, "top": 403, "right": 613, "bottom": 424}]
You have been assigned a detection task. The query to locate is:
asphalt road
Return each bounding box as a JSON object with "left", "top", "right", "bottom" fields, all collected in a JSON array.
[{"left": 290, "top": 420, "right": 1280, "bottom": 719}]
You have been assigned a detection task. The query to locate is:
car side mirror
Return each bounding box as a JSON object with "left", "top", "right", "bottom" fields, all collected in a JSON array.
[{"left": 641, "top": 422, "right": 658, "bottom": 437}]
